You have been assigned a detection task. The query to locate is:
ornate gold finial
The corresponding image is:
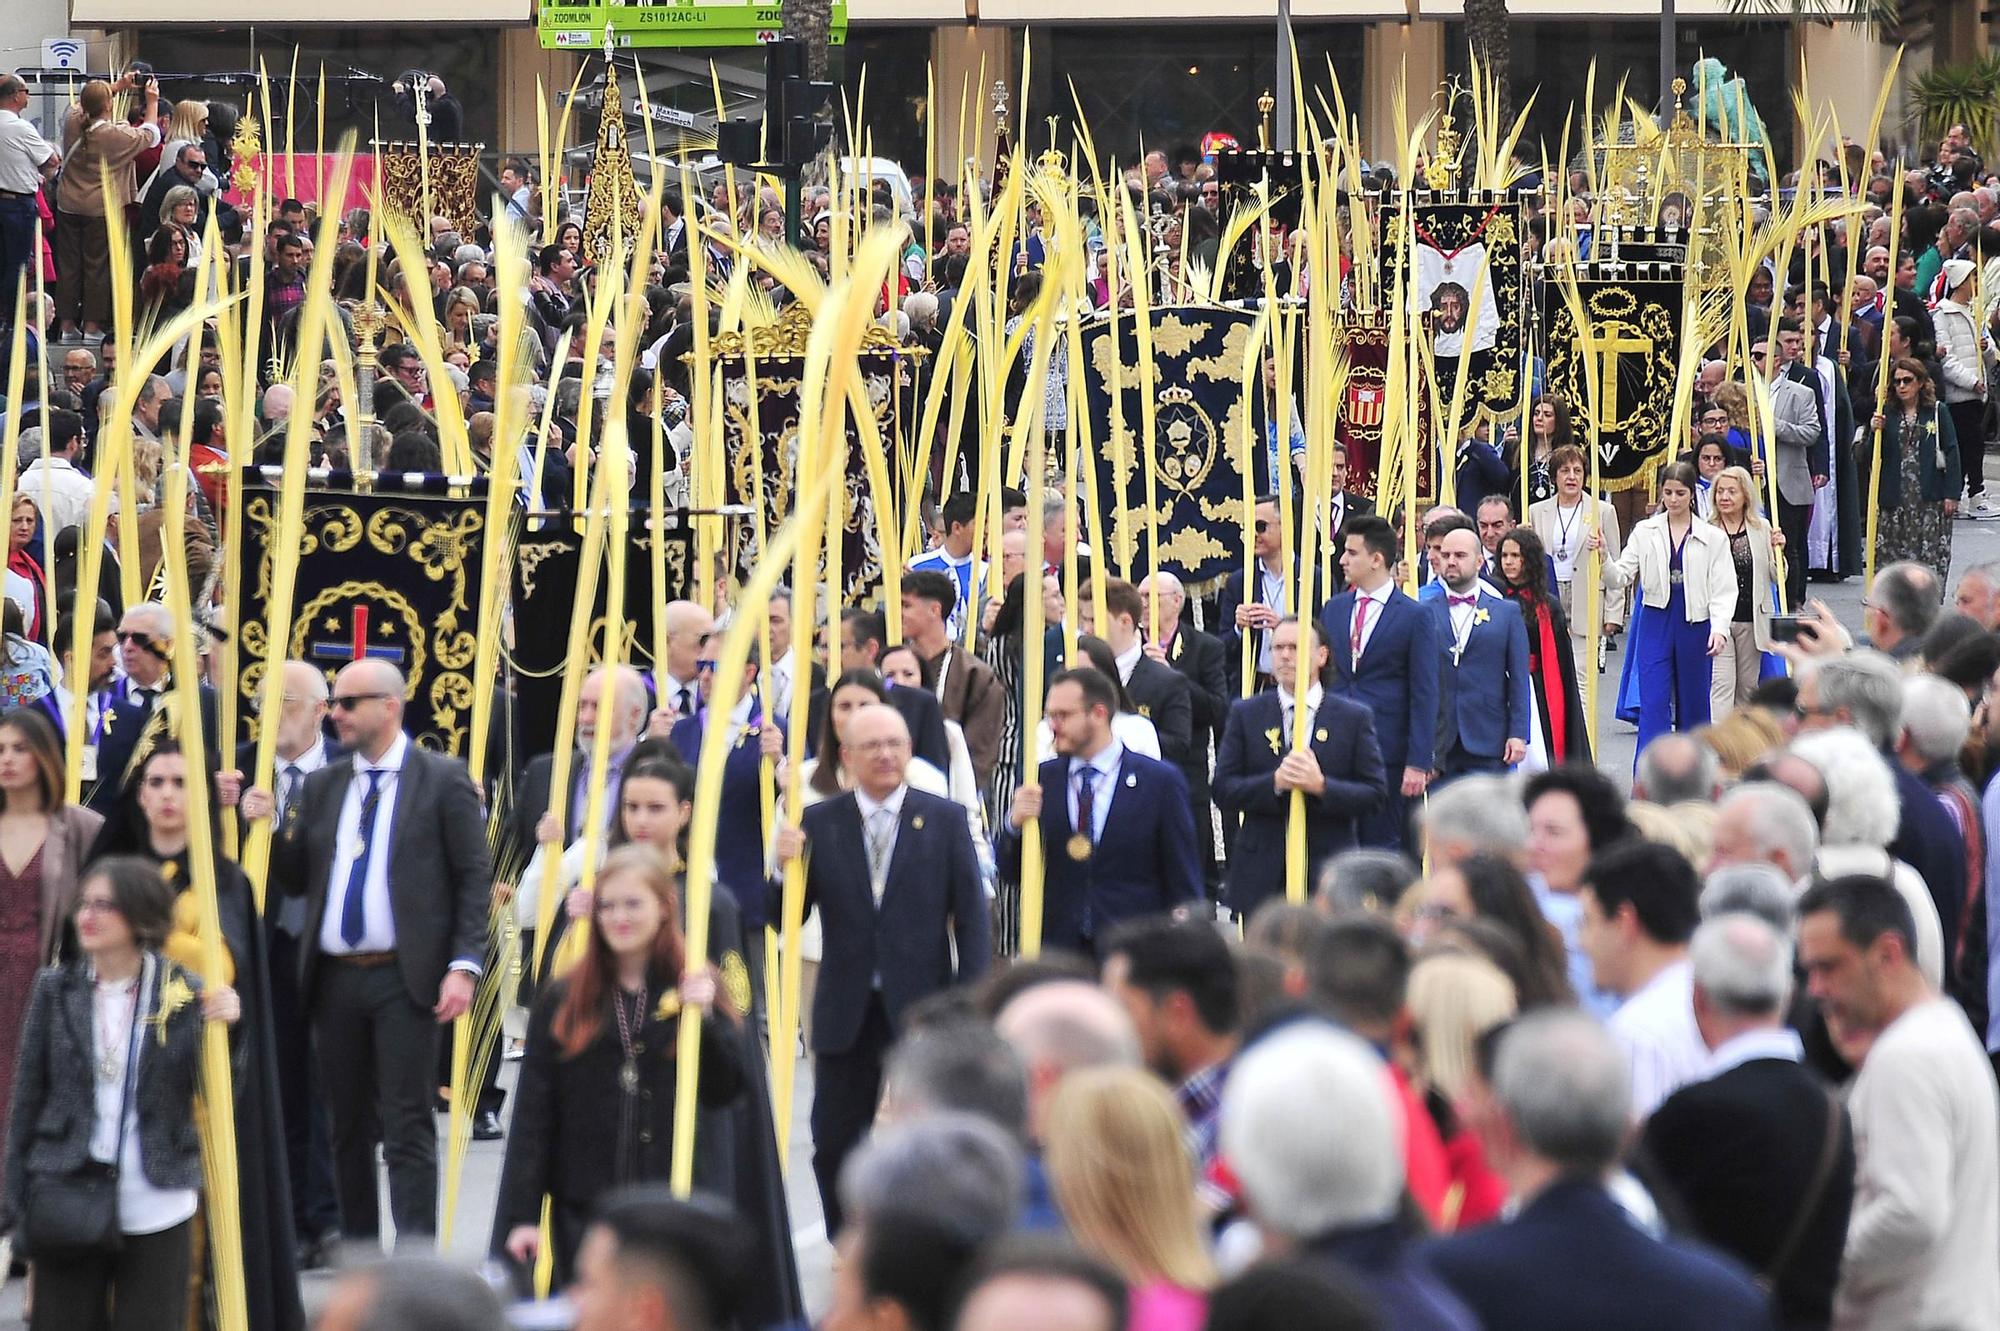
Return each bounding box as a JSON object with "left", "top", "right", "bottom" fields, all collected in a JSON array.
[
  {"left": 1257, "top": 89, "right": 1275, "bottom": 152},
  {"left": 1425, "top": 79, "right": 1465, "bottom": 190},
  {"left": 230, "top": 100, "right": 262, "bottom": 200},
  {"left": 1673, "top": 76, "right": 1688, "bottom": 99}
]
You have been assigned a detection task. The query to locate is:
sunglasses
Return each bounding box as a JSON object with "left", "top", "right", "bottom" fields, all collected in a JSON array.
[
  {"left": 1254, "top": 519, "right": 1271, "bottom": 534},
  {"left": 116, "top": 630, "right": 157, "bottom": 644},
  {"left": 1893, "top": 376, "right": 1917, "bottom": 385},
  {"left": 329, "top": 692, "right": 391, "bottom": 711}
]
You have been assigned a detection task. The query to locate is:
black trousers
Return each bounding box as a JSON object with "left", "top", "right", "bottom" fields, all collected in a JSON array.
[
  {"left": 1359, "top": 789, "right": 1416, "bottom": 856},
  {"left": 269, "top": 925, "right": 340, "bottom": 1238},
  {"left": 1777, "top": 497, "right": 1812, "bottom": 612},
  {"left": 1437, "top": 746, "right": 1507, "bottom": 782},
  {"left": 1950, "top": 397, "right": 1989, "bottom": 500},
  {"left": 810, "top": 993, "right": 892, "bottom": 1238},
  {"left": 313, "top": 959, "right": 441, "bottom": 1242},
  {"left": 30, "top": 1218, "right": 191, "bottom": 1331}
]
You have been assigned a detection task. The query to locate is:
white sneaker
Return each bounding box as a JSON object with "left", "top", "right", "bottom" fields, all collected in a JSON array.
[{"left": 1972, "top": 498, "right": 2000, "bottom": 520}]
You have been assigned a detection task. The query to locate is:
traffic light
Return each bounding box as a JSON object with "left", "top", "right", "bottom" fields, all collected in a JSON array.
[
  {"left": 757, "top": 38, "right": 833, "bottom": 171},
  {"left": 716, "top": 117, "right": 760, "bottom": 168}
]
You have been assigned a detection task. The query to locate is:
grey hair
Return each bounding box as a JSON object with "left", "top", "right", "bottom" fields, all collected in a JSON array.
[
  {"left": 1315, "top": 848, "right": 1420, "bottom": 917},
  {"left": 837, "top": 1111, "right": 1023, "bottom": 1242},
  {"left": 1807, "top": 651, "right": 1903, "bottom": 748},
  {"left": 351, "top": 1257, "right": 507, "bottom": 1331},
  {"left": 158, "top": 184, "right": 199, "bottom": 227},
  {"left": 1491, "top": 1010, "right": 1631, "bottom": 1173},
  {"left": 1700, "top": 863, "right": 1796, "bottom": 933},
  {"left": 15, "top": 429, "right": 43, "bottom": 467},
  {"left": 1715, "top": 782, "right": 1818, "bottom": 874},
  {"left": 882, "top": 1020, "right": 1029, "bottom": 1141},
  {"left": 1872, "top": 561, "right": 1942, "bottom": 639},
  {"left": 1790, "top": 728, "right": 1900, "bottom": 848},
  {"left": 1418, "top": 775, "right": 1527, "bottom": 855},
  {"left": 1219, "top": 1024, "right": 1403, "bottom": 1238},
  {"left": 1634, "top": 733, "right": 1719, "bottom": 805},
  {"left": 1689, "top": 912, "right": 1793, "bottom": 1017},
  {"left": 1899, "top": 673, "right": 1971, "bottom": 764}
]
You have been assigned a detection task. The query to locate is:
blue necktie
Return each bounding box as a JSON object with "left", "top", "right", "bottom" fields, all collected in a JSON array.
[{"left": 340, "top": 770, "right": 384, "bottom": 947}]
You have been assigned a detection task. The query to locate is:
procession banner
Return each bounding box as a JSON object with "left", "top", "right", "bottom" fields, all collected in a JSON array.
[
  {"left": 509, "top": 517, "right": 694, "bottom": 756},
  {"left": 715, "top": 306, "right": 913, "bottom": 606},
  {"left": 1381, "top": 190, "right": 1528, "bottom": 427},
  {"left": 1081, "top": 306, "right": 1258, "bottom": 590},
  {"left": 1539, "top": 263, "right": 1685, "bottom": 491},
  {"left": 1336, "top": 310, "right": 1434, "bottom": 503},
  {"left": 234, "top": 476, "right": 494, "bottom": 755}
]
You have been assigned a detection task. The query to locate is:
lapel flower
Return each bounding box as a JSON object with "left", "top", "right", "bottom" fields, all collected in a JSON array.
[
  {"left": 1472, "top": 607, "right": 1491, "bottom": 626},
  {"left": 653, "top": 990, "right": 683, "bottom": 1022},
  {"left": 1263, "top": 726, "right": 1282, "bottom": 756},
  {"left": 148, "top": 973, "right": 195, "bottom": 1046}
]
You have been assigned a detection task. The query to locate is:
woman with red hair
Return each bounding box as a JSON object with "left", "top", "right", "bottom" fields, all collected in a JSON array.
[{"left": 492, "top": 844, "right": 741, "bottom": 1288}]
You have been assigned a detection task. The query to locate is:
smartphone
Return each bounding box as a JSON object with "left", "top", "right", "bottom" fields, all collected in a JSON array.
[{"left": 1769, "top": 614, "right": 1814, "bottom": 644}]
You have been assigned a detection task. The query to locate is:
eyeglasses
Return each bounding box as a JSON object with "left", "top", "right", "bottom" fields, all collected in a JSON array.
[
  {"left": 75, "top": 897, "right": 122, "bottom": 917},
  {"left": 329, "top": 692, "right": 391, "bottom": 711}
]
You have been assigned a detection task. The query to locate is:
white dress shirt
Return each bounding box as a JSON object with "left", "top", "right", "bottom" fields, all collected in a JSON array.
[
  {"left": 1348, "top": 582, "right": 1389, "bottom": 661},
  {"left": 320, "top": 732, "right": 409, "bottom": 956},
  {"left": 854, "top": 783, "right": 907, "bottom": 905},
  {"left": 767, "top": 649, "right": 797, "bottom": 719},
  {"left": 1278, "top": 682, "right": 1324, "bottom": 743},
  {"left": 1609, "top": 957, "right": 1707, "bottom": 1118},
  {"left": 1112, "top": 638, "right": 1143, "bottom": 685},
  {"left": 1065, "top": 739, "right": 1125, "bottom": 842},
  {"left": 0, "top": 107, "right": 56, "bottom": 195},
  {"left": 1701, "top": 1025, "right": 1802, "bottom": 1079},
  {"left": 659, "top": 671, "right": 699, "bottom": 721}
]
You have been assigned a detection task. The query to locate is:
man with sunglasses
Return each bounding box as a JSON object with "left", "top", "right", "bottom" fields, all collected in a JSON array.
[
  {"left": 267, "top": 657, "right": 492, "bottom": 1251},
  {"left": 88, "top": 602, "right": 219, "bottom": 812},
  {"left": 1217, "top": 496, "right": 1294, "bottom": 693}
]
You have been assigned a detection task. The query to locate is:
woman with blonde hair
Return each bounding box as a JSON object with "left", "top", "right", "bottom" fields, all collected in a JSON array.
[
  {"left": 1407, "top": 950, "right": 1515, "bottom": 1230},
  {"left": 1698, "top": 705, "right": 1785, "bottom": 780},
  {"left": 56, "top": 75, "right": 162, "bottom": 339},
  {"left": 1045, "top": 1066, "right": 1214, "bottom": 1331},
  {"left": 1706, "top": 463, "right": 1784, "bottom": 712},
  {"left": 1709, "top": 380, "right": 1756, "bottom": 456}
]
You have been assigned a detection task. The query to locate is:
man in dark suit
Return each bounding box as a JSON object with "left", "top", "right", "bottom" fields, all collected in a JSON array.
[
  {"left": 221, "top": 659, "right": 343, "bottom": 1266},
  {"left": 668, "top": 652, "right": 782, "bottom": 1010},
  {"left": 89, "top": 602, "right": 220, "bottom": 812},
  {"left": 1429, "top": 526, "right": 1532, "bottom": 780},
  {"left": 1080, "top": 575, "right": 1194, "bottom": 771},
  {"left": 1641, "top": 914, "right": 1854, "bottom": 1330},
  {"left": 774, "top": 703, "right": 989, "bottom": 1236},
  {"left": 1424, "top": 1010, "right": 1770, "bottom": 1331},
  {"left": 1217, "top": 495, "right": 1293, "bottom": 693},
  {"left": 1214, "top": 617, "right": 1385, "bottom": 918},
  {"left": 827, "top": 606, "right": 950, "bottom": 773},
  {"left": 1319, "top": 515, "right": 1441, "bottom": 852},
  {"left": 998, "top": 667, "right": 1201, "bottom": 956},
  {"left": 1323, "top": 444, "right": 1377, "bottom": 581},
  {"left": 268, "top": 658, "right": 491, "bottom": 1246},
  {"left": 1142, "top": 572, "right": 1230, "bottom": 897},
  {"left": 506, "top": 664, "right": 649, "bottom": 874}
]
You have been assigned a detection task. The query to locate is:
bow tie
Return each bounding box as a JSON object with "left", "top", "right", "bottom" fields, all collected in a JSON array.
[{"left": 1448, "top": 594, "right": 1479, "bottom": 607}]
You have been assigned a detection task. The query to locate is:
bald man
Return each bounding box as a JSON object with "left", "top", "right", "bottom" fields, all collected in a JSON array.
[
  {"left": 651, "top": 600, "right": 713, "bottom": 726},
  {"left": 269, "top": 657, "right": 492, "bottom": 1246},
  {"left": 775, "top": 702, "right": 989, "bottom": 1236},
  {"left": 509, "top": 664, "right": 648, "bottom": 870}
]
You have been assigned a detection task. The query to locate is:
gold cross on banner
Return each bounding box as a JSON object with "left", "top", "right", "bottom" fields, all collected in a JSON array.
[{"left": 1582, "top": 324, "right": 1651, "bottom": 429}]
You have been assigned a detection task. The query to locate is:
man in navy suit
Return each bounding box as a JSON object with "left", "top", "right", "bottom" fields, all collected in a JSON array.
[
  {"left": 1319, "top": 514, "right": 1440, "bottom": 852},
  {"left": 774, "top": 704, "right": 988, "bottom": 1237},
  {"left": 1424, "top": 1011, "right": 1770, "bottom": 1331},
  {"left": 1429, "top": 526, "right": 1532, "bottom": 779},
  {"left": 667, "top": 648, "right": 782, "bottom": 1009},
  {"left": 999, "top": 666, "right": 1201, "bottom": 956},
  {"left": 89, "top": 601, "right": 220, "bottom": 811},
  {"left": 1214, "top": 618, "right": 1385, "bottom": 918},
  {"left": 1216, "top": 495, "right": 1292, "bottom": 692}
]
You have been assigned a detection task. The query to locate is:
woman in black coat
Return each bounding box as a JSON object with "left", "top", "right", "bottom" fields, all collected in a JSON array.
[
  {"left": 495, "top": 842, "right": 742, "bottom": 1289},
  {"left": 2, "top": 856, "right": 239, "bottom": 1331},
  {"left": 1495, "top": 526, "right": 1591, "bottom": 764}
]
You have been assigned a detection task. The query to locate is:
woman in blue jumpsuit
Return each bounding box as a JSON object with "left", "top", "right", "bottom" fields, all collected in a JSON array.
[{"left": 1593, "top": 462, "right": 1739, "bottom": 753}]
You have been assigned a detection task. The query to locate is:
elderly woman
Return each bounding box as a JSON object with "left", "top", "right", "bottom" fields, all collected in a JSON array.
[{"left": 157, "top": 185, "right": 204, "bottom": 274}]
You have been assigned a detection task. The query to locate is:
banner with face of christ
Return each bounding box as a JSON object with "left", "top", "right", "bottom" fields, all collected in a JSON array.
[{"left": 1380, "top": 192, "right": 1527, "bottom": 428}]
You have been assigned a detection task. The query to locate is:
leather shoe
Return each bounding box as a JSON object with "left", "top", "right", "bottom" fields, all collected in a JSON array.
[
  {"left": 472, "top": 1110, "right": 504, "bottom": 1141},
  {"left": 296, "top": 1229, "right": 338, "bottom": 1272}
]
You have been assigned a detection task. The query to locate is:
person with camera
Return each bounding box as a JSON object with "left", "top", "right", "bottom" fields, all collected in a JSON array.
[
  {"left": 55, "top": 73, "right": 160, "bottom": 342},
  {"left": 1, "top": 856, "right": 240, "bottom": 1331}
]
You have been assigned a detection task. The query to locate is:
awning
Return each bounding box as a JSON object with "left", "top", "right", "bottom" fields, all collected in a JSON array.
[{"left": 71, "top": 0, "right": 530, "bottom": 23}]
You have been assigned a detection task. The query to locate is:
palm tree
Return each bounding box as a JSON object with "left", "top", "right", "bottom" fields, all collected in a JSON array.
[
  {"left": 783, "top": 0, "right": 832, "bottom": 81},
  {"left": 1465, "top": 0, "right": 1512, "bottom": 127}
]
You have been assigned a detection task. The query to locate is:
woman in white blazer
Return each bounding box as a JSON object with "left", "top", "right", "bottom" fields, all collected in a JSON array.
[
  {"left": 1591, "top": 461, "right": 1738, "bottom": 752},
  {"left": 1706, "top": 464, "right": 1785, "bottom": 714},
  {"left": 1527, "top": 444, "right": 1624, "bottom": 664}
]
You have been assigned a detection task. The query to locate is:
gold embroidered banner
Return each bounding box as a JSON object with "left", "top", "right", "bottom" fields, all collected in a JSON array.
[{"left": 1540, "top": 267, "right": 1683, "bottom": 491}]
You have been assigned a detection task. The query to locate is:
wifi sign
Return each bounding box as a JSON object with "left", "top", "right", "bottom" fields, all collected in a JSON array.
[{"left": 41, "top": 37, "right": 85, "bottom": 70}]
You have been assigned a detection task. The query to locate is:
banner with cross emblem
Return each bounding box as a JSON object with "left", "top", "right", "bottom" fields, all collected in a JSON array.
[
  {"left": 233, "top": 476, "right": 495, "bottom": 755},
  {"left": 1539, "top": 263, "right": 1684, "bottom": 491}
]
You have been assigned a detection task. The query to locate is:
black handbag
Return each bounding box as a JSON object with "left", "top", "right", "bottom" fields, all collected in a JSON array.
[{"left": 19, "top": 971, "right": 144, "bottom": 1261}]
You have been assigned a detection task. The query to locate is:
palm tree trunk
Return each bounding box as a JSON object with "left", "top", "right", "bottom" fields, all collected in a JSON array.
[
  {"left": 1465, "top": 0, "right": 1512, "bottom": 131},
  {"left": 783, "top": 0, "right": 831, "bottom": 81}
]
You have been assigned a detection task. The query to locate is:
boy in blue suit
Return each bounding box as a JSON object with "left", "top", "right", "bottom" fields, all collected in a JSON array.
[
  {"left": 1319, "top": 514, "right": 1441, "bottom": 852},
  {"left": 998, "top": 666, "right": 1202, "bottom": 956},
  {"left": 1214, "top": 617, "right": 1386, "bottom": 918},
  {"left": 1429, "top": 526, "right": 1532, "bottom": 779}
]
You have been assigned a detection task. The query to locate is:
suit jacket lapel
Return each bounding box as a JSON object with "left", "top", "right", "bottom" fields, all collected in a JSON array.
[{"left": 58, "top": 965, "right": 90, "bottom": 1060}]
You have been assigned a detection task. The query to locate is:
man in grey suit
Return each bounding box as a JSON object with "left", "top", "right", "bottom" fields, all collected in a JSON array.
[
  {"left": 1758, "top": 333, "right": 1828, "bottom": 611},
  {"left": 266, "top": 659, "right": 491, "bottom": 1247}
]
